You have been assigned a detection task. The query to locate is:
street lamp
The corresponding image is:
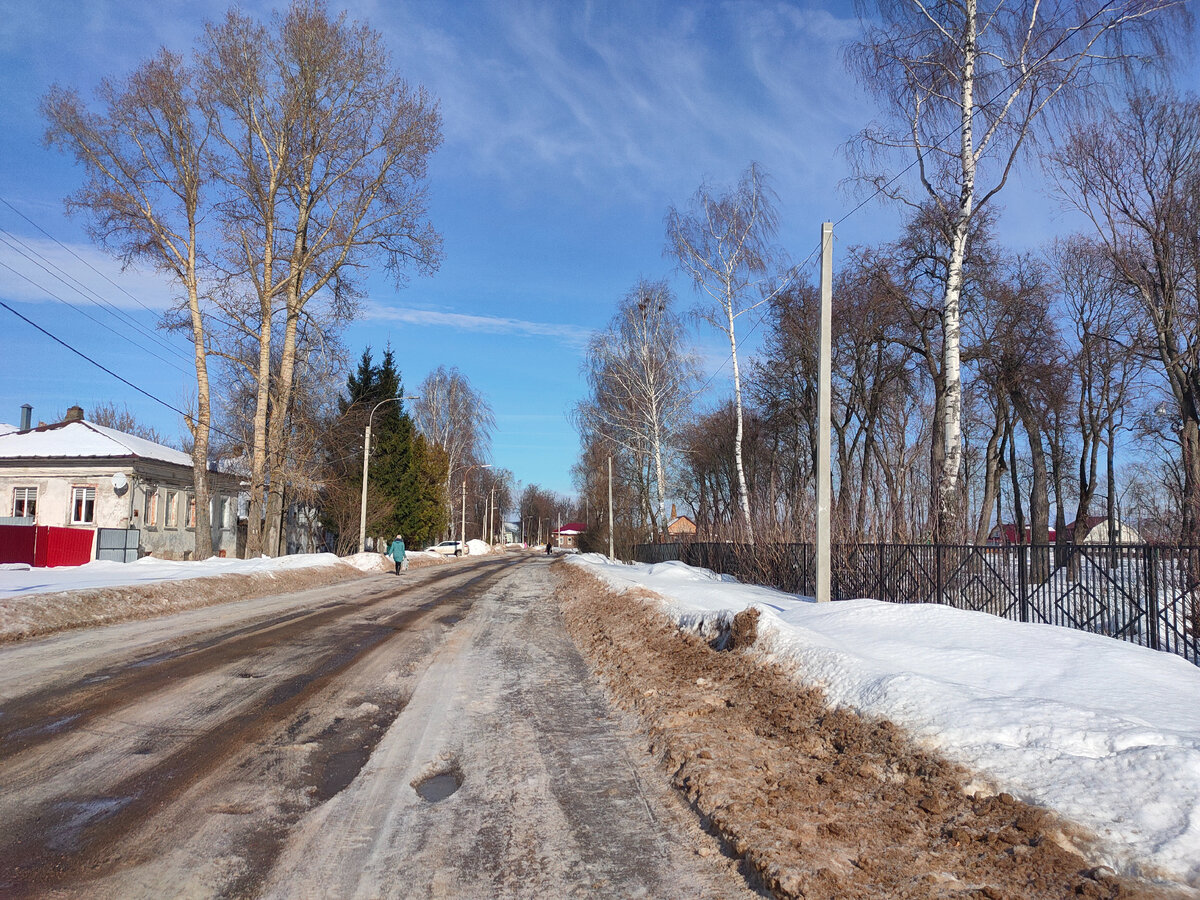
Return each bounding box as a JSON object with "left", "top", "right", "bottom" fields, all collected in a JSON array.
[
  {"left": 358, "top": 395, "right": 419, "bottom": 554},
  {"left": 461, "top": 463, "right": 492, "bottom": 553}
]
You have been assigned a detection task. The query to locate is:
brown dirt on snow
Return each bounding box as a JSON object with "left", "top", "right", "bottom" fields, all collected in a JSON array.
[
  {"left": 0, "top": 563, "right": 369, "bottom": 644},
  {"left": 555, "top": 563, "right": 1179, "bottom": 900}
]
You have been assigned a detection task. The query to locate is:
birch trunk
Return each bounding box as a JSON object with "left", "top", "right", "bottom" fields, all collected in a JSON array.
[
  {"left": 184, "top": 245, "right": 213, "bottom": 561},
  {"left": 728, "top": 300, "right": 754, "bottom": 541},
  {"left": 937, "top": 0, "right": 977, "bottom": 540}
]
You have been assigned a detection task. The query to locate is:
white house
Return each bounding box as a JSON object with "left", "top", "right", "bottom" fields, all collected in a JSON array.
[{"left": 0, "top": 406, "right": 241, "bottom": 560}]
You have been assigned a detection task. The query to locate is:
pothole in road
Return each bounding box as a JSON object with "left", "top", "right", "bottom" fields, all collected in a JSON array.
[{"left": 413, "top": 766, "right": 462, "bottom": 803}]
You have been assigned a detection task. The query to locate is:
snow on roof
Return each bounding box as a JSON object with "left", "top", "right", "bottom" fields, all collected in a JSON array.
[
  {"left": 0, "top": 423, "right": 16, "bottom": 437},
  {"left": 555, "top": 522, "right": 588, "bottom": 534},
  {"left": 0, "top": 420, "right": 193, "bottom": 468}
]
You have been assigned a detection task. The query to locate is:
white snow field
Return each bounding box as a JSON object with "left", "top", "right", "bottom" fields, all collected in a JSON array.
[
  {"left": 568, "top": 553, "right": 1200, "bottom": 890},
  {"left": 0, "top": 551, "right": 381, "bottom": 600}
]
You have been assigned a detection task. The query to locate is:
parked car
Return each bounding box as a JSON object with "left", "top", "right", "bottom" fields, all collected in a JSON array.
[{"left": 426, "top": 540, "right": 464, "bottom": 557}]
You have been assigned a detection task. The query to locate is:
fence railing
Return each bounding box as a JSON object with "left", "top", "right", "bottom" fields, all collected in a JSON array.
[{"left": 631, "top": 541, "right": 1200, "bottom": 667}]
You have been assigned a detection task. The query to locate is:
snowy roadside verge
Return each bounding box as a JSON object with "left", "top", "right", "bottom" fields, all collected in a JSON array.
[
  {"left": 0, "top": 551, "right": 449, "bottom": 644},
  {"left": 567, "top": 553, "right": 1200, "bottom": 891}
]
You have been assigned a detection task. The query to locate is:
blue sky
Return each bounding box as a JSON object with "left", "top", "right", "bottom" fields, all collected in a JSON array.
[{"left": 0, "top": 0, "right": 1113, "bottom": 498}]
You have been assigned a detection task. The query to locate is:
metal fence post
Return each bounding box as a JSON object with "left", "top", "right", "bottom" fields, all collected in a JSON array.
[
  {"left": 935, "top": 544, "right": 943, "bottom": 604},
  {"left": 1145, "top": 545, "right": 1160, "bottom": 651},
  {"left": 1018, "top": 545, "right": 1030, "bottom": 623}
]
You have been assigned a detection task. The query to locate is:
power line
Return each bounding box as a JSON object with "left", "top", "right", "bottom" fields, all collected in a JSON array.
[
  {"left": 0, "top": 257, "right": 193, "bottom": 377},
  {"left": 0, "top": 298, "right": 241, "bottom": 445},
  {"left": 0, "top": 227, "right": 193, "bottom": 364},
  {"left": 0, "top": 195, "right": 193, "bottom": 329}
]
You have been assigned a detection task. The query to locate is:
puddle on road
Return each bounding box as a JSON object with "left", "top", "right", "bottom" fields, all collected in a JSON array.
[
  {"left": 436, "top": 613, "right": 463, "bottom": 627},
  {"left": 413, "top": 770, "right": 462, "bottom": 803}
]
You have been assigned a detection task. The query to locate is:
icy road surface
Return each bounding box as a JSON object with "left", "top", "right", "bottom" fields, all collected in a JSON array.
[{"left": 0, "top": 555, "right": 754, "bottom": 898}]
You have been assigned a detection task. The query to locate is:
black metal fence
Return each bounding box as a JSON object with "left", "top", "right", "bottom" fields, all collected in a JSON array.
[{"left": 632, "top": 541, "right": 1200, "bottom": 667}]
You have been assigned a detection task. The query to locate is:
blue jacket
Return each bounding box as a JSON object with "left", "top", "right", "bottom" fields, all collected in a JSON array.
[{"left": 387, "top": 539, "right": 406, "bottom": 561}]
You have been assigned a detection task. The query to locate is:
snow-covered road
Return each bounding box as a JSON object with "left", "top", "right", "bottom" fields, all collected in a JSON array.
[{"left": 0, "top": 554, "right": 751, "bottom": 898}]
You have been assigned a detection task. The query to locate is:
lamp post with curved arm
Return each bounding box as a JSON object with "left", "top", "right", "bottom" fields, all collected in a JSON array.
[
  {"left": 460, "top": 463, "right": 492, "bottom": 553},
  {"left": 359, "top": 395, "right": 419, "bottom": 554}
]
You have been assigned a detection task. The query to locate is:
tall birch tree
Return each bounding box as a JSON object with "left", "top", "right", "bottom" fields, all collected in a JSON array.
[
  {"left": 412, "top": 366, "right": 495, "bottom": 539},
  {"left": 202, "top": 1, "right": 443, "bottom": 556},
  {"left": 575, "top": 280, "right": 697, "bottom": 538},
  {"left": 43, "top": 51, "right": 218, "bottom": 560},
  {"left": 847, "top": 0, "right": 1179, "bottom": 538},
  {"left": 667, "top": 163, "right": 782, "bottom": 541}
]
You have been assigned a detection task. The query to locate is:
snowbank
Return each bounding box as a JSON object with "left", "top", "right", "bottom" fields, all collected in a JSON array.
[
  {"left": 0, "top": 552, "right": 346, "bottom": 600},
  {"left": 569, "top": 553, "right": 1200, "bottom": 888},
  {"left": 466, "top": 539, "right": 491, "bottom": 555}
]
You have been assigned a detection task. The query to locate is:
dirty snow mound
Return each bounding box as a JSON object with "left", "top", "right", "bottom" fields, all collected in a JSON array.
[
  {"left": 344, "top": 552, "right": 392, "bottom": 573},
  {"left": 466, "top": 539, "right": 490, "bottom": 555}
]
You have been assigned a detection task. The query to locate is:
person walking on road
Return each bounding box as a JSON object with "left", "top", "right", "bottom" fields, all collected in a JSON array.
[{"left": 387, "top": 534, "right": 407, "bottom": 574}]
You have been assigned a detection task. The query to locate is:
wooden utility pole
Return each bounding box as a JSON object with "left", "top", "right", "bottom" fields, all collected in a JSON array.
[{"left": 817, "top": 222, "right": 833, "bottom": 603}]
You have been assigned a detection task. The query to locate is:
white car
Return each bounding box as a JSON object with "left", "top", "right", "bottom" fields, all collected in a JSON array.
[{"left": 426, "top": 540, "right": 464, "bottom": 557}]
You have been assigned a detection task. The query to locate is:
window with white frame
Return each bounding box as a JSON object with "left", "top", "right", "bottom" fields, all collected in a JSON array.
[
  {"left": 165, "top": 490, "right": 178, "bottom": 528},
  {"left": 144, "top": 488, "right": 159, "bottom": 527},
  {"left": 12, "top": 487, "right": 37, "bottom": 518},
  {"left": 70, "top": 486, "right": 96, "bottom": 524}
]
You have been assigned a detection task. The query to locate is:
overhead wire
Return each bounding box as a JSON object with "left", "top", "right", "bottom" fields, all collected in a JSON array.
[
  {"left": 0, "top": 256, "right": 193, "bottom": 376},
  {"left": 0, "top": 298, "right": 243, "bottom": 445}
]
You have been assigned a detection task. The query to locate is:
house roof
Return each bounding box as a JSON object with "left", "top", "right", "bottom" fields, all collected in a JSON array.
[
  {"left": 0, "top": 420, "right": 194, "bottom": 469},
  {"left": 554, "top": 521, "right": 588, "bottom": 535},
  {"left": 0, "top": 423, "right": 16, "bottom": 437},
  {"left": 667, "top": 514, "right": 696, "bottom": 532}
]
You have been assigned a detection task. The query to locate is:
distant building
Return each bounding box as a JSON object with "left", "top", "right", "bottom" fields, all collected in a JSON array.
[
  {"left": 0, "top": 404, "right": 240, "bottom": 561},
  {"left": 986, "top": 523, "right": 1056, "bottom": 545},
  {"left": 553, "top": 521, "right": 588, "bottom": 549},
  {"left": 1067, "top": 516, "right": 1143, "bottom": 545},
  {"left": 986, "top": 518, "right": 1142, "bottom": 546},
  {"left": 665, "top": 503, "right": 696, "bottom": 541}
]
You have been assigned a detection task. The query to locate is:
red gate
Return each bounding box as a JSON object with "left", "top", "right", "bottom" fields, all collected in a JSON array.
[{"left": 0, "top": 525, "right": 94, "bottom": 567}]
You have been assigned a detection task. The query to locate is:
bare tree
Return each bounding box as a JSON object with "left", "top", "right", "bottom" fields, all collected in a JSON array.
[
  {"left": 575, "top": 280, "right": 697, "bottom": 538},
  {"left": 1051, "top": 92, "right": 1200, "bottom": 541},
  {"left": 847, "top": 0, "right": 1180, "bottom": 538},
  {"left": 1050, "top": 235, "right": 1145, "bottom": 547},
  {"left": 44, "top": 50, "right": 218, "bottom": 559},
  {"left": 89, "top": 402, "right": 175, "bottom": 447},
  {"left": 201, "top": 1, "right": 443, "bottom": 555},
  {"left": 667, "top": 163, "right": 785, "bottom": 540},
  {"left": 412, "top": 366, "right": 494, "bottom": 539}
]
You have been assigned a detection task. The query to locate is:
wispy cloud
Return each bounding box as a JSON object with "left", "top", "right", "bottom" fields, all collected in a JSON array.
[
  {"left": 375, "top": 2, "right": 869, "bottom": 204},
  {"left": 0, "top": 233, "right": 176, "bottom": 311},
  {"left": 362, "top": 300, "right": 594, "bottom": 348}
]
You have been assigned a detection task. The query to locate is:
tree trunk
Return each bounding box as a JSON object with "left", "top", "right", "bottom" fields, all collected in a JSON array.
[
  {"left": 935, "top": 0, "right": 977, "bottom": 543},
  {"left": 183, "top": 241, "right": 214, "bottom": 561},
  {"left": 973, "top": 408, "right": 1003, "bottom": 545},
  {"left": 727, "top": 303, "right": 754, "bottom": 541},
  {"left": 1013, "top": 386, "right": 1049, "bottom": 583}
]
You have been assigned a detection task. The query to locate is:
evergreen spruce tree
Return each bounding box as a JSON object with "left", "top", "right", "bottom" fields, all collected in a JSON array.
[{"left": 330, "top": 346, "right": 448, "bottom": 549}]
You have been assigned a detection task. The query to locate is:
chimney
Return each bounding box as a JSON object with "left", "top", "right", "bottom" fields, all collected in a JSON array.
[
  {"left": 65, "top": 405, "right": 84, "bottom": 423},
  {"left": 19, "top": 404, "right": 31, "bottom": 431},
  {"left": 671, "top": 503, "right": 677, "bottom": 519}
]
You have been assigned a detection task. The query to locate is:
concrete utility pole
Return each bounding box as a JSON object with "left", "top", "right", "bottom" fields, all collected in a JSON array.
[
  {"left": 608, "top": 455, "right": 614, "bottom": 561},
  {"left": 359, "top": 395, "right": 419, "bottom": 554},
  {"left": 816, "top": 223, "right": 833, "bottom": 603}
]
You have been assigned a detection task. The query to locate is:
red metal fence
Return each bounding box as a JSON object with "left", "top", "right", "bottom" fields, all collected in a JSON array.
[{"left": 0, "top": 524, "right": 94, "bottom": 567}]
